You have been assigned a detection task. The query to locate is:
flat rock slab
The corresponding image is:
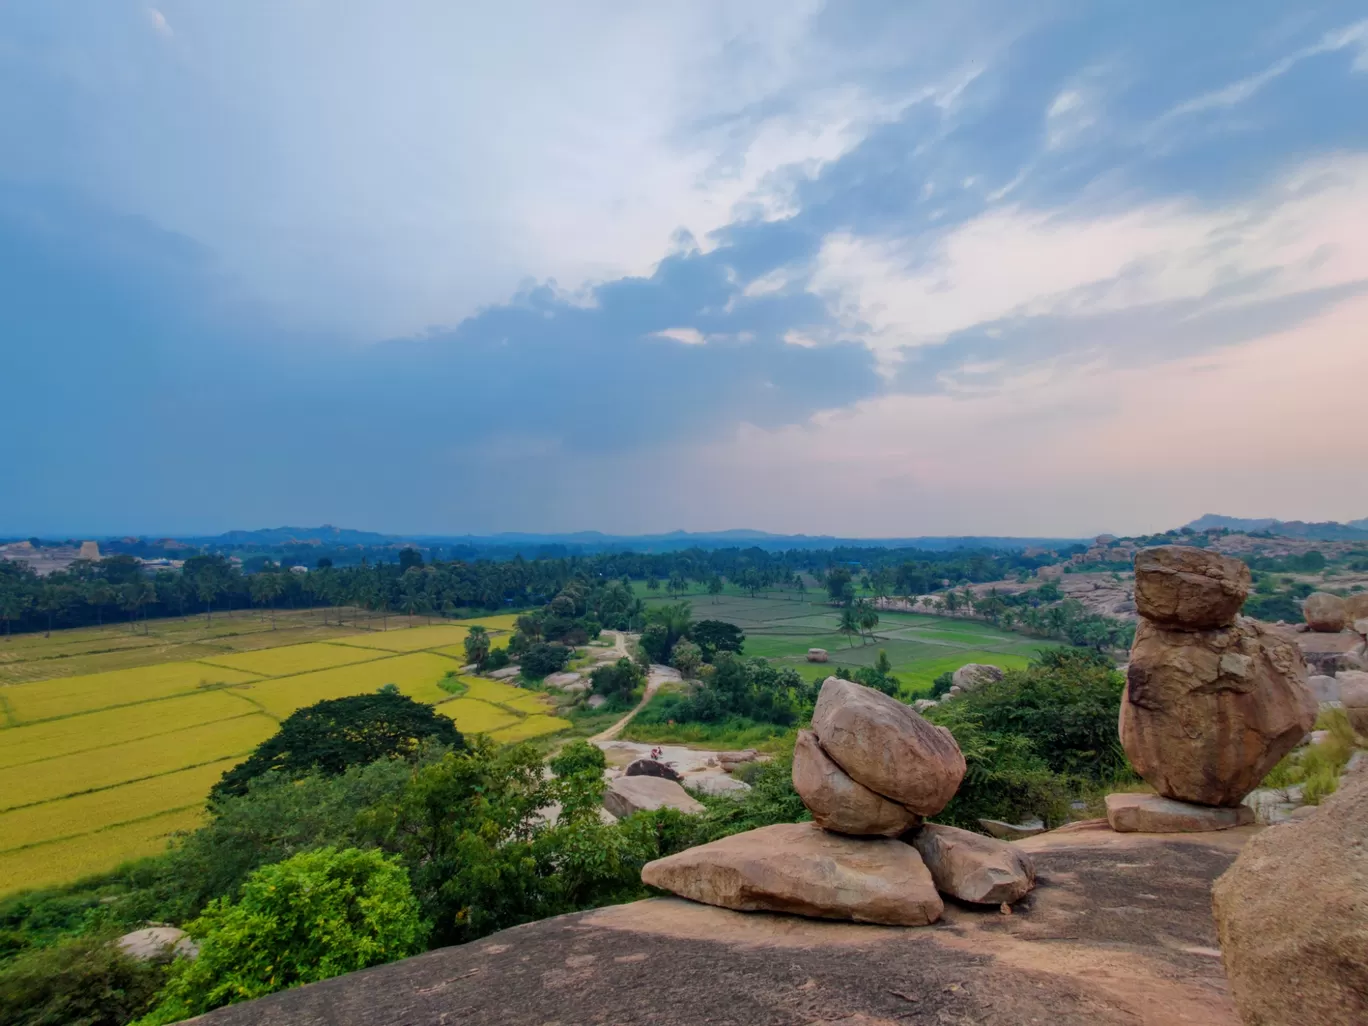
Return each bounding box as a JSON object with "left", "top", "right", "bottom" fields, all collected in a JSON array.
[
  {"left": 193, "top": 831, "right": 1249, "bottom": 1026},
  {"left": 117, "top": 926, "right": 197, "bottom": 960},
  {"left": 642, "top": 821, "right": 944, "bottom": 926},
  {"left": 1106, "top": 792, "right": 1254, "bottom": 833},
  {"left": 603, "top": 776, "right": 704, "bottom": 818},
  {"left": 979, "top": 817, "right": 1047, "bottom": 840},
  {"left": 911, "top": 824, "right": 1035, "bottom": 905}
]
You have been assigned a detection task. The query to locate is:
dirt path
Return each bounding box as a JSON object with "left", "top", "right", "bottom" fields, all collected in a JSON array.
[{"left": 590, "top": 635, "right": 677, "bottom": 743}]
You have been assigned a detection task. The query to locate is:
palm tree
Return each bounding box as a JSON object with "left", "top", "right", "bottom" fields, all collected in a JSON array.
[
  {"left": 856, "top": 599, "right": 880, "bottom": 643},
  {"left": 838, "top": 606, "right": 860, "bottom": 648}
]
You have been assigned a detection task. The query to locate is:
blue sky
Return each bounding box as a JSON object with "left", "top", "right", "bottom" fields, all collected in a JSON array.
[{"left": 3, "top": 2, "right": 1367, "bottom": 537}]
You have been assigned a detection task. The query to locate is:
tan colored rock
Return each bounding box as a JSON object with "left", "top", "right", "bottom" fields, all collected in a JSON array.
[
  {"left": 810, "top": 677, "right": 965, "bottom": 816},
  {"left": 1105, "top": 792, "right": 1254, "bottom": 832},
  {"left": 1213, "top": 772, "right": 1368, "bottom": 1026},
  {"left": 791, "top": 730, "right": 919, "bottom": 837},
  {"left": 1341, "top": 670, "right": 1368, "bottom": 735},
  {"left": 1346, "top": 593, "right": 1368, "bottom": 623},
  {"left": 117, "top": 926, "right": 198, "bottom": 961},
  {"left": 806, "top": 648, "right": 829, "bottom": 663},
  {"left": 1133, "top": 545, "right": 1251, "bottom": 629},
  {"left": 1297, "top": 631, "right": 1368, "bottom": 675},
  {"left": 641, "top": 821, "right": 943, "bottom": 926},
  {"left": 1120, "top": 617, "right": 1316, "bottom": 806},
  {"left": 603, "top": 775, "right": 704, "bottom": 818},
  {"left": 951, "top": 663, "right": 1003, "bottom": 691},
  {"left": 1303, "top": 591, "right": 1348, "bottom": 632},
  {"left": 909, "top": 824, "right": 1035, "bottom": 904}
]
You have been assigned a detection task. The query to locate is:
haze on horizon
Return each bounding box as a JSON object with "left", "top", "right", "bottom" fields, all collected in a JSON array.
[{"left": 3, "top": 2, "right": 1367, "bottom": 540}]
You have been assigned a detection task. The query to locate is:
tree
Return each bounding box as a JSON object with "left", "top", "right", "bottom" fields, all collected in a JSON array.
[
  {"left": 838, "top": 606, "right": 860, "bottom": 647},
  {"left": 398, "top": 547, "right": 424, "bottom": 572},
  {"left": 646, "top": 576, "right": 660, "bottom": 592},
  {"left": 138, "top": 847, "right": 424, "bottom": 1024},
  {"left": 212, "top": 690, "right": 464, "bottom": 801},
  {"left": 670, "top": 637, "right": 703, "bottom": 678},
  {"left": 520, "top": 642, "right": 571, "bottom": 678},
  {"left": 0, "top": 586, "right": 31, "bottom": 637},
  {"left": 589, "top": 657, "right": 645, "bottom": 703},
  {"left": 37, "top": 585, "right": 70, "bottom": 637},
  {"left": 687, "top": 619, "right": 745, "bottom": 659},
  {"left": 549, "top": 739, "right": 607, "bottom": 778},
  {"left": 666, "top": 571, "right": 688, "bottom": 598},
  {"left": 707, "top": 576, "right": 724, "bottom": 601},
  {"left": 0, "top": 932, "right": 168, "bottom": 1026},
  {"left": 86, "top": 580, "right": 114, "bottom": 627},
  {"left": 855, "top": 598, "right": 879, "bottom": 643},
  {"left": 825, "top": 567, "right": 853, "bottom": 603},
  {"left": 463, "top": 625, "right": 492, "bottom": 667}
]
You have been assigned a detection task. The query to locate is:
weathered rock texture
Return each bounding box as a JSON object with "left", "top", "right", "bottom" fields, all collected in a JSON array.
[
  {"left": 117, "top": 926, "right": 198, "bottom": 961},
  {"left": 1213, "top": 772, "right": 1368, "bottom": 1026},
  {"left": 1298, "top": 631, "right": 1368, "bottom": 675},
  {"left": 810, "top": 676, "right": 965, "bottom": 816},
  {"left": 1105, "top": 793, "right": 1254, "bottom": 833},
  {"left": 1133, "top": 545, "right": 1251, "bottom": 629},
  {"left": 604, "top": 775, "right": 705, "bottom": 818},
  {"left": 910, "top": 824, "right": 1035, "bottom": 904},
  {"left": 1303, "top": 591, "right": 1349, "bottom": 632},
  {"left": 641, "top": 821, "right": 943, "bottom": 926},
  {"left": 1120, "top": 617, "right": 1316, "bottom": 806},
  {"left": 1341, "top": 670, "right": 1368, "bottom": 735},
  {"left": 791, "top": 730, "right": 920, "bottom": 837},
  {"left": 1306, "top": 674, "right": 1340, "bottom": 705},
  {"left": 805, "top": 648, "right": 829, "bottom": 663},
  {"left": 1346, "top": 593, "right": 1368, "bottom": 623},
  {"left": 625, "top": 759, "right": 682, "bottom": 782},
  {"left": 951, "top": 663, "right": 1003, "bottom": 692}
]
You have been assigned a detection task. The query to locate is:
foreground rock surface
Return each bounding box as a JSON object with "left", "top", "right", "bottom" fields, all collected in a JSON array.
[
  {"left": 910, "top": 824, "right": 1035, "bottom": 904},
  {"left": 1120, "top": 617, "right": 1316, "bottom": 805},
  {"left": 1213, "top": 773, "right": 1368, "bottom": 1026},
  {"left": 1133, "top": 545, "right": 1252, "bottom": 629},
  {"left": 791, "top": 730, "right": 919, "bottom": 837},
  {"left": 641, "top": 821, "right": 943, "bottom": 926},
  {"left": 810, "top": 676, "right": 965, "bottom": 815},
  {"left": 603, "top": 775, "right": 705, "bottom": 818},
  {"left": 1105, "top": 792, "right": 1254, "bottom": 832},
  {"left": 193, "top": 826, "right": 1252, "bottom": 1026}
]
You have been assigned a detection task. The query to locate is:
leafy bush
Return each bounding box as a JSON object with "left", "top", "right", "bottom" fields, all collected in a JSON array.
[
  {"left": 651, "top": 653, "right": 807, "bottom": 726},
  {"left": 669, "top": 638, "right": 703, "bottom": 678},
  {"left": 590, "top": 657, "right": 645, "bottom": 702},
  {"left": 519, "top": 643, "right": 571, "bottom": 679},
  {"left": 136, "top": 848, "right": 424, "bottom": 1024},
  {"left": 0, "top": 932, "right": 168, "bottom": 1026},
  {"left": 688, "top": 620, "right": 745, "bottom": 659},
  {"left": 929, "top": 671, "right": 954, "bottom": 698},
  {"left": 548, "top": 740, "right": 607, "bottom": 778},
  {"left": 212, "top": 691, "right": 463, "bottom": 801}
]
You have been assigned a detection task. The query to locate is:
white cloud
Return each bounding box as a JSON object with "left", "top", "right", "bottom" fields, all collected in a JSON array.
[
  {"left": 809, "top": 153, "right": 1368, "bottom": 355},
  {"left": 654, "top": 327, "right": 707, "bottom": 345},
  {"left": 145, "top": 8, "right": 172, "bottom": 38}
]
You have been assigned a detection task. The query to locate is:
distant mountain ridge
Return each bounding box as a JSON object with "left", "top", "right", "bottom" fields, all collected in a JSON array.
[{"left": 1184, "top": 514, "right": 1368, "bottom": 541}]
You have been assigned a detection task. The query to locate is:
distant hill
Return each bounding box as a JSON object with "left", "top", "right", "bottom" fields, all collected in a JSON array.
[
  {"left": 1184, "top": 514, "right": 1368, "bottom": 542},
  {"left": 194, "top": 525, "right": 400, "bottom": 547}
]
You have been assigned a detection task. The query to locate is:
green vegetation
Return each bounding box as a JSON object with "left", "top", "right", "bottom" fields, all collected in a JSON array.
[{"left": 1260, "top": 708, "right": 1357, "bottom": 805}]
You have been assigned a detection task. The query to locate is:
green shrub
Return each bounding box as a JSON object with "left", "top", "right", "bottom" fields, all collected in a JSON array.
[
  {"left": 548, "top": 740, "right": 607, "bottom": 778},
  {"left": 136, "top": 847, "right": 424, "bottom": 1024},
  {"left": 519, "top": 643, "right": 572, "bottom": 679},
  {"left": 0, "top": 932, "right": 168, "bottom": 1026}
]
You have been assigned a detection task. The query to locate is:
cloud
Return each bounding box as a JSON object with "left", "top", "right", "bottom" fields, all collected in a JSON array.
[{"left": 146, "top": 8, "right": 172, "bottom": 38}]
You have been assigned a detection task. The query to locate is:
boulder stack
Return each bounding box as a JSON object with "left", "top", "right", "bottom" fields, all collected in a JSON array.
[
  {"left": 1113, "top": 546, "right": 1316, "bottom": 831},
  {"left": 642, "top": 676, "right": 1036, "bottom": 928}
]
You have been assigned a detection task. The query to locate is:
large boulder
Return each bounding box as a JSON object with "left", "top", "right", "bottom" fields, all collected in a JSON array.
[
  {"left": 1303, "top": 591, "right": 1349, "bottom": 633},
  {"left": 625, "top": 759, "right": 682, "bottom": 782},
  {"left": 1340, "top": 670, "right": 1368, "bottom": 734},
  {"left": 1120, "top": 617, "right": 1317, "bottom": 806},
  {"left": 1346, "top": 592, "right": 1368, "bottom": 624},
  {"left": 641, "top": 821, "right": 943, "bottom": 927},
  {"left": 806, "top": 648, "right": 829, "bottom": 663},
  {"left": 1105, "top": 792, "right": 1254, "bottom": 832},
  {"left": 1212, "top": 772, "right": 1368, "bottom": 1026},
  {"left": 117, "top": 927, "right": 198, "bottom": 961},
  {"left": 791, "top": 730, "right": 920, "bottom": 837},
  {"left": 951, "top": 663, "right": 1003, "bottom": 692},
  {"left": 909, "top": 824, "right": 1035, "bottom": 904},
  {"left": 810, "top": 676, "right": 965, "bottom": 816},
  {"left": 603, "top": 775, "right": 704, "bottom": 818},
  {"left": 1132, "top": 545, "right": 1251, "bottom": 629}
]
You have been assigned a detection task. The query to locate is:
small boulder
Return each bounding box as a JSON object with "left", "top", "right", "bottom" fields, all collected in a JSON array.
[
  {"left": 544, "top": 672, "right": 582, "bottom": 689},
  {"left": 716, "top": 749, "right": 758, "bottom": 767},
  {"left": 1303, "top": 591, "right": 1349, "bottom": 633},
  {"left": 1297, "top": 631, "right": 1368, "bottom": 675},
  {"left": 641, "top": 821, "right": 943, "bottom": 927},
  {"left": 1345, "top": 593, "right": 1368, "bottom": 623},
  {"left": 978, "top": 817, "right": 1047, "bottom": 840},
  {"left": 586, "top": 694, "right": 607, "bottom": 709},
  {"left": 791, "top": 730, "right": 919, "bottom": 837},
  {"left": 683, "top": 774, "right": 751, "bottom": 797},
  {"left": 910, "top": 823, "right": 1035, "bottom": 904},
  {"left": 117, "top": 927, "right": 198, "bottom": 961},
  {"left": 810, "top": 676, "right": 966, "bottom": 816},
  {"left": 1105, "top": 792, "right": 1254, "bottom": 832},
  {"left": 1120, "top": 617, "right": 1316, "bottom": 806},
  {"left": 1133, "top": 545, "right": 1251, "bottom": 629},
  {"left": 912, "top": 698, "right": 938, "bottom": 713},
  {"left": 1306, "top": 674, "right": 1341, "bottom": 704},
  {"left": 625, "top": 759, "right": 682, "bottom": 782},
  {"left": 488, "top": 666, "right": 521, "bottom": 680},
  {"left": 1213, "top": 771, "right": 1368, "bottom": 1026},
  {"left": 951, "top": 663, "right": 1003, "bottom": 692},
  {"left": 1340, "top": 669, "right": 1368, "bottom": 734},
  {"left": 806, "top": 648, "right": 829, "bottom": 663},
  {"left": 603, "top": 775, "right": 704, "bottom": 818}
]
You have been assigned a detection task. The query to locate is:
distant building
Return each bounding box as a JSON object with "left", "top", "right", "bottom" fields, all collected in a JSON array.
[{"left": 79, "top": 540, "right": 101, "bottom": 560}]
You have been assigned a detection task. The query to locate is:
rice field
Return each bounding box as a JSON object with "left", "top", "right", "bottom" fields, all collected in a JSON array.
[{"left": 0, "top": 612, "right": 556, "bottom": 896}]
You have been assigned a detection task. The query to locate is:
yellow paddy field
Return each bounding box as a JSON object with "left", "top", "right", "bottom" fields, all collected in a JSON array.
[{"left": 0, "top": 613, "right": 569, "bottom": 897}]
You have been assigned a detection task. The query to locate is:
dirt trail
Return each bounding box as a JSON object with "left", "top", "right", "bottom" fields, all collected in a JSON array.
[{"left": 590, "top": 634, "right": 677, "bottom": 743}]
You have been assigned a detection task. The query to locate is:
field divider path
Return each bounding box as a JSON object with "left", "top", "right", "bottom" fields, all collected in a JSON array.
[
  {"left": 0, "top": 749, "right": 260, "bottom": 814},
  {"left": 0, "top": 801, "right": 206, "bottom": 855}
]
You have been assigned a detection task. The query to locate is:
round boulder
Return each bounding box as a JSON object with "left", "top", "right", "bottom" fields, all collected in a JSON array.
[
  {"left": 625, "top": 758, "right": 682, "bottom": 782},
  {"left": 791, "top": 730, "right": 919, "bottom": 837},
  {"left": 1344, "top": 592, "right": 1368, "bottom": 624},
  {"left": 1304, "top": 592, "right": 1349, "bottom": 632},
  {"left": 951, "top": 663, "right": 1002, "bottom": 692},
  {"left": 1132, "top": 545, "right": 1251, "bottom": 629},
  {"left": 810, "top": 676, "right": 965, "bottom": 817},
  {"left": 1119, "top": 617, "right": 1317, "bottom": 806}
]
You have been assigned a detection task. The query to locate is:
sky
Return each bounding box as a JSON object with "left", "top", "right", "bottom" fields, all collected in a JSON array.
[{"left": 3, "top": 1, "right": 1367, "bottom": 539}]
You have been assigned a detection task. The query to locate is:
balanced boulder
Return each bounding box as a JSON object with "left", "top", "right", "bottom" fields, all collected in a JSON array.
[
  {"left": 810, "top": 677, "right": 965, "bottom": 816},
  {"left": 1120, "top": 617, "right": 1316, "bottom": 806},
  {"left": 791, "top": 730, "right": 919, "bottom": 837},
  {"left": 1213, "top": 772, "right": 1368, "bottom": 1026},
  {"left": 951, "top": 663, "right": 1002, "bottom": 692},
  {"left": 641, "top": 821, "right": 943, "bottom": 927},
  {"left": 1133, "top": 545, "right": 1251, "bottom": 629},
  {"left": 1303, "top": 591, "right": 1348, "bottom": 632},
  {"left": 909, "top": 824, "right": 1035, "bottom": 904},
  {"left": 603, "top": 775, "right": 704, "bottom": 818}
]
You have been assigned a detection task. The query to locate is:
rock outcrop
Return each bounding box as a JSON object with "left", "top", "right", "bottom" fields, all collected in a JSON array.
[
  {"left": 1303, "top": 591, "right": 1349, "bottom": 632},
  {"left": 1105, "top": 793, "right": 1254, "bottom": 832},
  {"left": 1120, "top": 615, "right": 1316, "bottom": 806},
  {"left": 810, "top": 676, "right": 965, "bottom": 816},
  {"left": 625, "top": 759, "right": 682, "bottom": 782},
  {"left": 603, "top": 776, "right": 705, "bottom": 818},
  {"left": 1346, "top": 592, "right": 1368, "bottom": 623},
  {"left": 641, "top": 822, "right": 943, "bottom": 927},
  {"left": 1213, "top": 772, "right": 1368, "bottom": 1026},
  {"left": 1133, "top": 545, "right": 1251, "bottom": 629},
  {"left": 1297, "top": 630, "right": 1368, "bottom": 675},
  {"left": 790, "top": 730, "right": 920, "bottom": 837},
  {"left": 909, "top": 824, "right": 1035, "bottom": 904},
  {"left": 117, "top": 926, "right": 198, "bottom": 961},
  {"left": 950, "top": 663, "right": 1002, "bottom": 692}
]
